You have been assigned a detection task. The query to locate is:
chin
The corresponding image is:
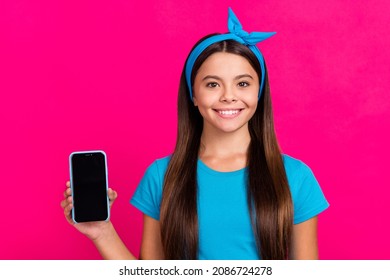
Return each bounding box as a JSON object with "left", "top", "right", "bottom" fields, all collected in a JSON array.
[{"left": 214, "top": 124, "right": 248, "bottom": 134}]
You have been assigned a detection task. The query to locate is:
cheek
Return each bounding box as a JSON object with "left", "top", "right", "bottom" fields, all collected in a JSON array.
[
  {"left": 193, "top": 92, "right": 215, "bottom": 107},
  {"left": 195, "top": 106, "right": 209, "bottom": 122},
  {"left": 242, "top": 94, "right": 259, "bottom": 108},
  {"left": 250, "top": 104, "right": 259, "bottom": 116},
  {"left": 193, "top": 96, "right": 214, "bottom": 118}
]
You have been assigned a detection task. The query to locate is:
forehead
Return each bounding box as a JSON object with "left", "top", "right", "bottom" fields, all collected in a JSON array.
[{"left": 196, "top": 52, "right": 258, "bottom": 78}]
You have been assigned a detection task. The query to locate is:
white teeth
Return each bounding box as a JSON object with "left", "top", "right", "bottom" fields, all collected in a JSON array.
[{"left": 218, "top": 110, "right": 240, "bottom": 115}]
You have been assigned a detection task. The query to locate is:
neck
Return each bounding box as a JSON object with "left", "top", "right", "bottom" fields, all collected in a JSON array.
[{"left": 199, "top": 124, "right": 251, "bottom": 159}]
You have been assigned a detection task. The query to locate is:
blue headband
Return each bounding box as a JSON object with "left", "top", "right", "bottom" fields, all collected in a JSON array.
[{"left": 185, "top": 8, "right": 276, "bottom": 101}]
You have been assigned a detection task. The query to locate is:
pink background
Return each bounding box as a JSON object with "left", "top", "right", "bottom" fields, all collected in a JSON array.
[{"left": 1, "top": 0, "right": 389, "bottom": 259}]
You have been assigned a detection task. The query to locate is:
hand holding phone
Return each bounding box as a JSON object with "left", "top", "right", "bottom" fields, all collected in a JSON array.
[{"left": 69, "top": 150, "right": 110, "bottom": 223}]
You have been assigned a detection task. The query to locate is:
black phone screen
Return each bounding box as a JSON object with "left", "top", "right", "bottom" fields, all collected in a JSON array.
[{"left": 70, "top": 152, "right": 109, "bottom": 223}]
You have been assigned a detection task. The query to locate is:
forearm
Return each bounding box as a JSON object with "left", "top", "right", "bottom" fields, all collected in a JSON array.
[
  {"left": 92, "top": 222, "right": 137, "bottom": 260},
  {"left": 290, "top": 217, "right": 319, "bottom": 260},
  {"left": 289, "top": 243, "right": 318, "bottom": 259}
]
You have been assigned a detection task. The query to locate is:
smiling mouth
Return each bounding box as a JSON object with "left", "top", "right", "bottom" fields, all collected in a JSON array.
[{"left": 214, "top": 109, "right": 243, "bottom": 117}]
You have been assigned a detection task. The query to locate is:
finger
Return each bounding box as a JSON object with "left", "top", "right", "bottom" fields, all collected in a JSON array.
[
  {"left": 108, "top": 188, "right": 117, "bottom": 200},
  {"left": 60, "top": 196, "right": 73, "bottom": 209},
  {"left": 63, "top": 187, "right": 71, "bottom": 198},
  {"left": 60, "top": 196, "right": 73, "bottom": 208},
  {"left": 64, "top": 205, "right": 75, "bottom": 225},
  {"left": 66, "top": 181, "right": 70, "bottom": 188},
  {"left": 64, "top": 203, "right": 73, "bottom": 216}
]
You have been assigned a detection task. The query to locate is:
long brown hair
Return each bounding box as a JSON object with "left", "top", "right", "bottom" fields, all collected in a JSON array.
[{"left": 160, "top": 36, "right": 293, "bottom": 259}]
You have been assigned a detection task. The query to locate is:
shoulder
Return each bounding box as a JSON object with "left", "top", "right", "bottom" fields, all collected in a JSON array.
[
  {"left": 140, "top": 155, "right": 172, "bottom": 188},
  {"left": 130, "top": 155, "right": 172, "bottom": 221},
  {"left": 145, "top": 155, "right": 171, "bottom": 178},
  {"left": 282, "top": 154, "right": 309, "bottom": 171},
  {"left": 282, "top": 154, "right": 314, "bottom": 182},
  {"left": 282, "top": 154, "right": 329, "bottom": 223},
  {"left": 281, "top": 153, "right": 320, "bottom": 200},
  {"left": 153, "top": 155, "right": 171, "bottom": 170}
]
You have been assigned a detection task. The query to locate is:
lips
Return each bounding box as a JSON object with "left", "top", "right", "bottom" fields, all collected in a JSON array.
[
  {"left": 214, "top": 109, "right": 243, "bottom": 118},
  {"left": 219, "top": 109, "right": 240, "bottom": 115}
]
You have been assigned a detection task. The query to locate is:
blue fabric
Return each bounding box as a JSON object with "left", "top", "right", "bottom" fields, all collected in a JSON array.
[
  {"left": 185, "top": 7, "right": 276, "bottom": 101},
  {"left": 130, "top": 154, "right": 329, "bottom": 260}
]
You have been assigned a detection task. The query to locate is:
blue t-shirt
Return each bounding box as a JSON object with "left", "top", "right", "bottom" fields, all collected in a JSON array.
[{"left": 130, "top": 154, "right": 329, "bottom": 260}]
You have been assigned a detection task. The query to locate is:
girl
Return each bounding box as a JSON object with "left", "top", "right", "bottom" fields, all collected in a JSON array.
[{"left": 61, "top": 8, "right": 329, "bottom": 260}]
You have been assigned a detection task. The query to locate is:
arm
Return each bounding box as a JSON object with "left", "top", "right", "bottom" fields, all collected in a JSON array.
[
  {"left": 93, "top": 214, "right": 164, "bottom": 260},
  {"left": 139, "top": 215, "right": 164, "bottom": 259},
  {"left": 62, "top": 182, "right": 164, "bottom": 259},
  {"left": 94, "top": 214, "right": 164, "bottom": 260},
  {"left": 61, "top": 182, "right": 136, "bottom": 259},
  {"left": 289, "top": 216, "right": 319, "bottom": 259},
  {"left": 92, "top": 222, "right": 137, "bottom": 260}
]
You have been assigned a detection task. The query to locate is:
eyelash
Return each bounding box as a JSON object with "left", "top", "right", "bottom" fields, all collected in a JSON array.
[
  {"left": 238, "top": 81, "right": 250, "bottom": 87},
  {"left": 206, "top": 82, "right": 219, "bottom": 88},
  {"left": 206, "top": 81, "right": 250, "bottom": 88}
]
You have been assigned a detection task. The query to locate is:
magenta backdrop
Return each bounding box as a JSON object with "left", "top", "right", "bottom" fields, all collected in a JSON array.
[{"left": 1, "top": 0, "right": 389, "bottom": 260}]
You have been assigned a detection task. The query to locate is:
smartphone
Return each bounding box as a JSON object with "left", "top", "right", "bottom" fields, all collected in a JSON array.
[{"left": 69, "top": 150, "right": 110, "bottom": 223}]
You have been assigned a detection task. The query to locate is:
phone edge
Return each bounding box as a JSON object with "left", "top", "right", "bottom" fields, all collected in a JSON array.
[{"left": 68, "top": 150, "right": 110, "bottom": 223}]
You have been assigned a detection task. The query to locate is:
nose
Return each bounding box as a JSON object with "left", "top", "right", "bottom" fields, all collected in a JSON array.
[{"left": 220, "top": 85, "right": 237, "bottom": 103}]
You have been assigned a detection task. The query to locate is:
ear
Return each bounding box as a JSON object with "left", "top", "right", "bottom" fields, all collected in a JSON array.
[{"left": 193, "top": 96, "right": 198, "bottom": 107}]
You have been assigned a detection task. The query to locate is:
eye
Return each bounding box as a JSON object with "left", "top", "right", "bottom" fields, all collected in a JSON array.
[
  {"left": 206, "top": 82, "right": 219, "bottom": 88},
  {"left": 238, "top": 81, "right": 250, "bottom": 87}
]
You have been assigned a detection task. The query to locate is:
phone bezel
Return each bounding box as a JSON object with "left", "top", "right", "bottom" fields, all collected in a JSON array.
[{"left": 69, "top": 150, "right": 110, "bottom": 223}]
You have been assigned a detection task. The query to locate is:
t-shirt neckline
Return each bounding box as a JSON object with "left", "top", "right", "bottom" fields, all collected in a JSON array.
[{"left": 197, "top": 158, "right": 247, "bottom": 177}]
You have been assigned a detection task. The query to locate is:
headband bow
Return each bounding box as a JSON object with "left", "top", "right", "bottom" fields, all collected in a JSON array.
[
  {"left": 185, "top": 7, "right": 275, "bottom": 101},
  {"left": 228, "top": 8, "right": 275, "bottom": 46}
]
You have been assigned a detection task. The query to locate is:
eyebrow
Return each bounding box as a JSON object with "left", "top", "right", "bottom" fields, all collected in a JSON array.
[{"left": 202, "top": 74, "right": 254, "bottom": 81}]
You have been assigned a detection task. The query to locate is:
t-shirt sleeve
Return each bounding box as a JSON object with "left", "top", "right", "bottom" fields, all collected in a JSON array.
[
  {"left": 130, "top": 161, "right": 164, "bottom": 221},
  {"left": 291, "top": 163, "right": 329, "bottom": 224}
]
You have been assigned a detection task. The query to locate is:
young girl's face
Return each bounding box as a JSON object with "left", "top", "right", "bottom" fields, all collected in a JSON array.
[{"left": 193, "top": 52, "right": 259, "bottom": 135}]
